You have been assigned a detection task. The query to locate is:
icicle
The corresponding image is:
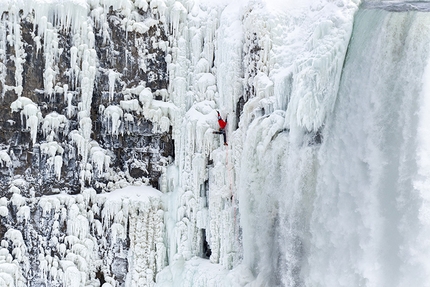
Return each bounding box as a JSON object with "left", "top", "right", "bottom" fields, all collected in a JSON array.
[
  {"left": 103, "top": 105, "right": 124, "bottom": 136},
  {"left": 0, "top": 151, "right": 11, "bottom": 168},
  {"left": 42, "top": 112, "right": 68, "bottom": 138},
  {"left": 90, "top": 146, "right": 109, "bottom": 176},
  {"left": 108, "top": 69, "right": 118, "bottom": 102},
  {"left": 169, "top": 1, "right": 186, "bottom": 35}
]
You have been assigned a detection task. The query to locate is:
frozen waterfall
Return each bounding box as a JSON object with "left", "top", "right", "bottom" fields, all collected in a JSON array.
[
  {"left": 237, "top": 6, "right": 430, "bottom": 287},
  {"left": 1, "top": 0, "right": 430, "bottom": 286}
]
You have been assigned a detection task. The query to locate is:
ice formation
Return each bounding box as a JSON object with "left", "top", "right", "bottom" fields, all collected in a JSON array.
[{"left": 0, "top": 186, "right": 164, "bottom": 287}]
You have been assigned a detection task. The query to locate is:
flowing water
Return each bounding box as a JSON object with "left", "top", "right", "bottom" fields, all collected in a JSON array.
[{"left": 305, "top": 7, "right": 430, "bottom": 286}]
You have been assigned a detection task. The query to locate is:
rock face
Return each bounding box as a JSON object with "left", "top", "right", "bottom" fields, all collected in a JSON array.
[
  {"left": 0, "top": 5, "right": 173, "bottom": 197},
  {"left": 0, "top": 2, "right": 173, "bottom": 286}
]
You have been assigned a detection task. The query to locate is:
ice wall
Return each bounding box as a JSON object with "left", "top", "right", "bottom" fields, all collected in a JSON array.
[
  {"left": 161, "top": 0, "right": 430, "bottom": 287},
  {"left": 159, "top": 0, "right": 361, "bottom": 286}
]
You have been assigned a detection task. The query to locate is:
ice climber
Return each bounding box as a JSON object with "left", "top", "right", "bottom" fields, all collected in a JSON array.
[{"left": 213, "top": 111, "right": 228, "bottom": 146}]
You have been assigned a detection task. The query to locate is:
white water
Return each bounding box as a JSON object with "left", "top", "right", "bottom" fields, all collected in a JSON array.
[{"left": 306, "top": 9, "right": 430, "bottom": 286}]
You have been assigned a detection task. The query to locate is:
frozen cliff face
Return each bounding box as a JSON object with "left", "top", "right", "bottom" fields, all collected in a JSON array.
[
  {"left": 160, "top": 0, "right": 362, "bottom": 286},
  {"left": 0, "top": 0, "right": 173, "bottom": 286},
  {"left": 0, "top": 0, "right": 173, "bottom": 196},
  {"left": 0, "top": 186, "right": 165, "bottom": 287}
]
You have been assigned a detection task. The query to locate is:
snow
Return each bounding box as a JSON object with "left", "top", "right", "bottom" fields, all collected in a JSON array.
[{"left": 156, "top": 257, "right": 254, "bottom": 287}]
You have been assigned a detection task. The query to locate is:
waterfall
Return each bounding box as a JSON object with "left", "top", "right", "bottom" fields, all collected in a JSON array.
[
  {"left": 238, "top": 5, "right": 430, "bottom": 287},
  {"left": 305, "top": 7, "right": 430, "bottom": 287}
]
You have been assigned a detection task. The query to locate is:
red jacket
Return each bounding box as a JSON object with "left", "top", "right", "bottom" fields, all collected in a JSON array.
[
  {"left": 218, "top": 118, "right": 227, "bottom": 129},
  {"left": 217, "top": 111, "right": 227, "bottom": 129}
]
